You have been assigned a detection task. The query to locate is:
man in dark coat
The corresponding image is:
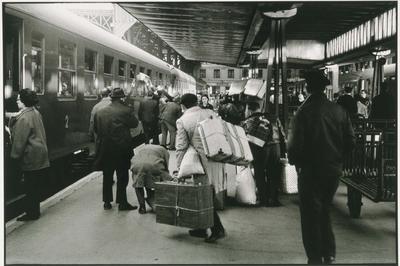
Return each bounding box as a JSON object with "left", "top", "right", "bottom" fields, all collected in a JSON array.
[
  {"left": 243, "top": 102, "right": 286, "bottom": 207},
  {"left": 369, "top": 81, "right": 396, "bottom": 120},
  {"left": 160, "top": 96, "right": 182, "bottom": 150},
  {"left": 138, "top": 91, "right": 160, "bottom": 144},
  {"left": 337, "top": 86, "right": 357, "bottom": 117},
  {"left": 94, "top": 88, "right": 139, "bottom": 211},
  {"left": 288, "top": 71, "right": 356, "bottom": 264}
]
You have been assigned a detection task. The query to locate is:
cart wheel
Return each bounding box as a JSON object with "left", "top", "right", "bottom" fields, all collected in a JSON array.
[{"left": 347, "top": 186, "right": 363, "bottom": 218}]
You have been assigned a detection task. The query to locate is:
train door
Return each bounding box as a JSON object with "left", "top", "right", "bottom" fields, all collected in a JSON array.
[
  {"left": 4, "top": 14, "right": 23, "bottom": 112},
  {"left": 4, "top": 13, "right": 24, "bottom": 220}
]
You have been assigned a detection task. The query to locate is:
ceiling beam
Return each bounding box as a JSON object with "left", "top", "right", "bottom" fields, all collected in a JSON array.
[{"left": 236, "top": 9, "right": 264, "bottom": 66}]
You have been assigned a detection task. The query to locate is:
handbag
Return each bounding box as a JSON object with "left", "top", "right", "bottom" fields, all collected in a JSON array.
[
  {"left": 280, "top": 154, "right": 298, "bottom": 194},
  {"left": 178, "top": 145, "right": 205, "bottom": 178},
  {"left": 235, "top": 166, "right": 257, "bottom": 205}
]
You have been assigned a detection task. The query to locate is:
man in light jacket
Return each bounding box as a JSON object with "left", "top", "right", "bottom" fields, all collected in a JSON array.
[
  {"left": 175, "top": 93, "right": 226, "bottom": 243},
  {"left": 288, "top": 70, "right": 355, "bottom": 264}
]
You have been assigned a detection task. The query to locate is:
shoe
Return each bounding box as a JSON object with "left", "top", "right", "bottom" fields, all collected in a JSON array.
[
  {"left": 188, "top": 229, "right": 208, "bottom": 238},
  {"left": 324, "top": 256, "right": 335, "bottom": 264},
  {"left": 118, "top": 203, "right": 138, "bottom": 211},
  {"left": 17, "top": 214, "right": 40, "bottom": 221},
  {"left": 138, "top": 206, "right": 146, "bottom": 214},
  {"left": 204, "top": 229, "right": 226, "bottom": 243},
  {"left": 104, "top": 202, "right": 112, "bottom": 210}
]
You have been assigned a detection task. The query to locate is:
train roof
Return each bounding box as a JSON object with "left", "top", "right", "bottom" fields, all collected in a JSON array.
[{"left": 6, "top": 3, "right": 193, "bottom": 80}]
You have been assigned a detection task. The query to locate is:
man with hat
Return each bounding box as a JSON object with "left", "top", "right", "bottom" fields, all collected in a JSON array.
[
  {"left": 288, "top": 70, "right": 355, "bottom": 264},
  {"left": 94, "top": 88, "right": 139, "bottom": 211}
]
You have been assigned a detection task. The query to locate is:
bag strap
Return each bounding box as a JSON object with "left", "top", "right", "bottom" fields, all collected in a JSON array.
[{"left": 232, "top": 124, "right": 245, "bottom": 157}]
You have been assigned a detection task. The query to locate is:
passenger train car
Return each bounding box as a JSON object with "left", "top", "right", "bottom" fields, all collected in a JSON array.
[{"left": 3, "top": 3, "right": 196, "bottom": 216}]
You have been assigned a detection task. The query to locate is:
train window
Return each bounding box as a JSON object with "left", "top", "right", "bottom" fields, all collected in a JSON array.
[
  {"left": 104, "top": 55, "right": 113, "bottom": 89},
  {"left": 31, "top": 32, "right": 44, "bottom": 95},
  {"left": 213, "top": 69, "right": 220, "bottom": 79},
  {"left": 84, "top": 49, "right": 98, "bottom": 97},
  {"left": 58, "top": 40, "right": 76, "bottom": 97},
  {"left": 228, "top": 69, "right": 234, "bottom": 79},
  {"left": 104, "top": 55, "right": 113, "bottom": 75},
  {"left": 200, "top": 69, "right": 206, "bottom": 78},
  {"left": 130, "top": 64, "right": 136, "bottom": 78},
  {"left": 139, "top": 66, "right": 145, "bottom": 73},
  {"left": 147, "top": 69, "right": 152, "bottom": 77},
  {"left": 119, "top": 60, "right": 126, "bottom": 77}
]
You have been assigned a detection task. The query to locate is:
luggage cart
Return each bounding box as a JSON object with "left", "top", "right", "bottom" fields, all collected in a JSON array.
[{"left": 341, "top": 119, "right": 396, "bottom": 218}]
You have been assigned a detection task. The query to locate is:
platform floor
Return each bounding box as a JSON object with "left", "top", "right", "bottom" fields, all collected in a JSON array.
[{"left": 5, "top": 150, "right": 397, "bottom": 264}]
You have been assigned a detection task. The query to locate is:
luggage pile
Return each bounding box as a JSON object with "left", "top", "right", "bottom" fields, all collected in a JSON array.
[{"left": 197, "top": 115, "right": 253, "bottom": 165}]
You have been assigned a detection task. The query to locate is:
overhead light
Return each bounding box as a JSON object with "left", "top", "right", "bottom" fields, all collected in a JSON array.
[
  {"left": 263, "top": 8, "right": 297, "bottom": 19},
  {"left": 239, "top": 64, "right": 250, "bottom": 68},
  {"left": 246, "top": 49, "right": 263, "bottom": 55},
  {"left": 371, "top": 49, "right": 391, "bottom": 57}
]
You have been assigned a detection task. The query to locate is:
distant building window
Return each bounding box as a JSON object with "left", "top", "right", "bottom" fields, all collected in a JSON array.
[
  {"left": 147, "top": 69, "right": 152, "bottom": 77},
  {"left": 159, "top": 73, "right": 163, "bottom": 83},
  {"left": 228, "top": 69, "right": 234, "bottom": 79},
  {"left": 58, "top": 40, "right": 76, "bottom": 97},
  {"left": 84, "top": 49, "right": 98, "bottom": 97},
  {"left": 200, "top": 69, "right": 206, "bottom": 78},
  {"left": 119, "top": 60, "right": 126, "bottom": 77},
  {"left": 130, "top": 64, "right": 136, "bottom": 79},
  {"left": 31, "top": 32, "right": 44, "bottom": 94},
  {"left": 139, "top": 66, "right": 145, "bottom": 73},
  {"left": 258, "top": 69, "right": 263, "bottom": 79},
  {"left": 214, "top": 69, "right": 220, "bottom": 79}
]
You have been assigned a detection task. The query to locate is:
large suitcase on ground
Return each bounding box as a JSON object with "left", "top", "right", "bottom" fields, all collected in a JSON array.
[
  {"left": 155, "top": 181, "right": 214, "bottom": 229},
  {"left": 197, "top": 116, "right": 232, "bottom": 161}
]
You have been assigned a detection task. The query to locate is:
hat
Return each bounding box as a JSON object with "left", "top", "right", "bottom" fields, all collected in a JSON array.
[
  {"left": 304, "top": 70, "right": 330, "bottom": 89},
  {"left": 100, "top": 88, "right": 111, "bottom": 97},
  {"left": 109, "top": 87, "right": 125, "bottom": 98}
]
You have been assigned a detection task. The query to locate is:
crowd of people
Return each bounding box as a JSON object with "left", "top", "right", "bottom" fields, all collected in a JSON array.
[{"left": 4, "top": 70, "right": 396, "bottom": 263}]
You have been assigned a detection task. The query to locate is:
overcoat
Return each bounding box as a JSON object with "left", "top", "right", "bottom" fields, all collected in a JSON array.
[{"left": 10, "top": 107, "right": 50, "bottom": 171}]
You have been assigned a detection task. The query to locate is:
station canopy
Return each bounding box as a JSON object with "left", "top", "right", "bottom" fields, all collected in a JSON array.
[{"left": 119, "top": 2, "right": 395, "bottom": 67}]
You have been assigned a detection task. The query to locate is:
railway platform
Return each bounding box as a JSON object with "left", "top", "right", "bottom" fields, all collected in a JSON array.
[{"left": 5, "top": 150, "right": 396, "bottom": 264}]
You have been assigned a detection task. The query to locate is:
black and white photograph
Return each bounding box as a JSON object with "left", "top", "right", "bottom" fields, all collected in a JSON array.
[{"left": 2, "top": 1, "right": 397, "bottom": 264}]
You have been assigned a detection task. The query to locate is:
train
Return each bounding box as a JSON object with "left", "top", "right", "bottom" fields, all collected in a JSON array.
[{"left": 3, "top": 3, "right": 197, "bottom": 218}]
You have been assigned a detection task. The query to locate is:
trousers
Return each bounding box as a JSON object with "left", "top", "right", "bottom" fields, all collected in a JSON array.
[
  {"left": 23, "top": 168, "right": 47, "bottom": 218},
  {"left": 250, "top": 142, "right": 281, "bottom": 204},
  {"left": 142, "top": 121, "right": 160, "bottom": 145},
  {"left": 160, "top": 120, "right": 177, "bottom": 148},
  {"left": 102, "top": 156, "right": 131, "bottom": 204},
  {"left": 298, "top": 172, "right": 339, "bottom": 263}
]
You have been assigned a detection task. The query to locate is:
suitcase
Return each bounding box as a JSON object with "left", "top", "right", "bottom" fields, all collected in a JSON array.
[
  {"left": 244, "top": 79, "right": 264, "bottom": 97},
  {"left": 280, "top": 157, "right": 298, "bottom": 194},
  {"left": 155, "top": 181, "right": 214, "bottom": 229},
  {"left": 233, "top": 125, "right": 253, "bottom": 165},
  {"left": 197, "top": 116, "right": 233, "bottom": 162},
  {"left": 224, "top": 122, "right": 244, "bottom": 164}
]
